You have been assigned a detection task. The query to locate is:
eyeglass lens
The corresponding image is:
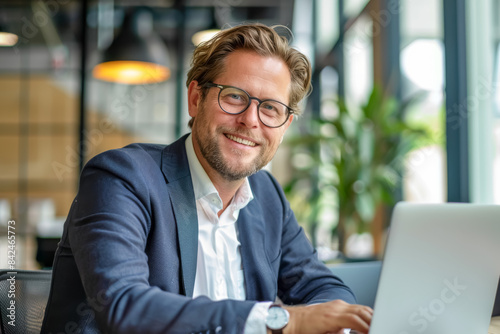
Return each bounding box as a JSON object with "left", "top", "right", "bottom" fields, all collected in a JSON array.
[{"left": 218, "top": 87, "right": 289, "bottom": 127}]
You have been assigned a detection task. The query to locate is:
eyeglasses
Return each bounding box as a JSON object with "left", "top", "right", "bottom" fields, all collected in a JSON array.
[{"left": 203, "top": 82, "right": 294, "bottom": 128}]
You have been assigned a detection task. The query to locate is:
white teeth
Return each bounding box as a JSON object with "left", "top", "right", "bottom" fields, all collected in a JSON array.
[{"left": 226, "top": 134, "right": 256, "bottom": 147}]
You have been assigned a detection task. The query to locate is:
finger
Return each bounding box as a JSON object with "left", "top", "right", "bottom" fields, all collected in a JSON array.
[
  {"left": 355, "top": 307, "right": 373, "bottom": 324},
  {"left": 321, "top": 301, "right": 373, "bottom": 333},
  {"left": 361, "top": 306, "right": 374, "bottom": 315},
  {"left": 350, "top": 304, "right": 373, "bottom": 314},
  {"left": 342, "top": 308, "right": 372, "bottom": 333},
  {"left": 341, "top": 304, "right": 372, "bottom": 324},
  {"left": 330, "top": 314, "right": 369, "bottom": 334}
]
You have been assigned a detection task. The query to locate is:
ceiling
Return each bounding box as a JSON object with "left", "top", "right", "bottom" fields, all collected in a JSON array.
[
  {"left": 0, "top": 0, "right": 295, "bottom": 47},
  {"left": 0, "top": 0, "right": 295, "bottom": 73}
]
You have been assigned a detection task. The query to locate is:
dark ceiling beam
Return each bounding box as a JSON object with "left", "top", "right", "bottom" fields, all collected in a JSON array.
[{"left": 0, "top": 0, "right": 288, "bottom": 6}]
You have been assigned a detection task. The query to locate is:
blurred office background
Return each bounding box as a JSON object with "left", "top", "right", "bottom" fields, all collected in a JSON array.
[{"left": 0, "top": 0, "right": 499, "bottom": 269}]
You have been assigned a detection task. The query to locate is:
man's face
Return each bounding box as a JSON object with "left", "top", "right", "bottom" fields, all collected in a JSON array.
[{"left": 188, "top": 49, "right": 293, "bottom": 182}]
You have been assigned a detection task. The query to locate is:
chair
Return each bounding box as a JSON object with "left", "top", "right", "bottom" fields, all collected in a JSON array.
[
  {"left": 329, "top": 261, "right": 382, "bottom": 308},
  {"left": 0, "top": 269, "right": 52, "bottom": 334}
]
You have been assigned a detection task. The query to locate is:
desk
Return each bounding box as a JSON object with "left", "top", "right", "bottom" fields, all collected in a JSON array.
[{"left": 490, "top": 316, "right": 500, "bottom": 333}]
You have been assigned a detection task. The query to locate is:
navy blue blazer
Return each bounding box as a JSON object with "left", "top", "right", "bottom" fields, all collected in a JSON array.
[{"left": 42, "top": 134, "right": 355, "bottom": 334}]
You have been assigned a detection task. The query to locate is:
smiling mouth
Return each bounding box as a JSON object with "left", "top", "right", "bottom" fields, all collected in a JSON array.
[{"left": 225, "top": 133, "right": 257, "bottom": 147}]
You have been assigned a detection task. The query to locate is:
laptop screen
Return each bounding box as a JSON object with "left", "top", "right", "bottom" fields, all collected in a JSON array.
[{"left": 369, "top": 202, "right": 500, "bottom": 334}]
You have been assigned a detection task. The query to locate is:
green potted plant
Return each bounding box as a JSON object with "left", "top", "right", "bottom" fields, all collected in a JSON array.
[{"left": 284, "top": 85, "right": 429, "bottom": 257}]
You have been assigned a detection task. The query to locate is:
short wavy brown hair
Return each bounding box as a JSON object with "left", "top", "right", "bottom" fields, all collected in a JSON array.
[{"left": 186, "top": 23, "right": 312, "bottom": 128}]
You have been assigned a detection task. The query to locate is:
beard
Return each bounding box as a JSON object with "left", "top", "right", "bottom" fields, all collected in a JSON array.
[
  {"left": 194, "top": 126, "right": 269, "bottom": 182},
  {"left": 192, "top": 106, "right": 273, "bottom": 182}
]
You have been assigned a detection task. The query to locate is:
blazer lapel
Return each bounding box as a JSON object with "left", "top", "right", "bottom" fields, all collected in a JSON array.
[
  {"left": 237, "top": 200, "right": 275, "bottom": 302},
  {"left": 161, "top": 135, "right": 198, "bottom": 298}
]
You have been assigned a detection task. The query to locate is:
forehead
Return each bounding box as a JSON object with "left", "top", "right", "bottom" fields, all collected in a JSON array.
[{"left": 216, "top": 50, "right": 291, "bottom": 101}]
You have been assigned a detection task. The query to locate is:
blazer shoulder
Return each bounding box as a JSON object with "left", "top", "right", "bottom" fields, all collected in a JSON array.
[
  {"left": 84, "top": 143, "right": 165, "bottom": 169},
  {"left": 123, "top": 143, "right": 167, "bottom": 164}
]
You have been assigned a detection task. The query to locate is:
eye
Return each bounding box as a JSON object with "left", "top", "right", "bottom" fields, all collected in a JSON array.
[
  {"left": 229, "top": 93, "right": 243, "bottom": 100},
  {"left": 262, "top": 103, "right": 276, "bottom": 111},
  {"left": 221, "top": 88, "right": 248, "bottom": 105},
  {"left": 260, "top": 101, "right": 281, "bottom": 114}
]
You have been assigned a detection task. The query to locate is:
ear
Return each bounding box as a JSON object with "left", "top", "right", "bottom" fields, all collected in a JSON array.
[{"left": 187, "top": 81, "right": 202, "bottom": 118}]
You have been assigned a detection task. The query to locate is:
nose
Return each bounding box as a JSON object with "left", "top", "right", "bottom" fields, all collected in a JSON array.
[{"left": 235, "top": 99, "right": 260, "bottom": 128}]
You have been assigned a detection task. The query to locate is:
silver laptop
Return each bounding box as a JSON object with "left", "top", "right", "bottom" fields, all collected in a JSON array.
[{"left": 369, "top": 202, "right": 500, "bottom": 334}]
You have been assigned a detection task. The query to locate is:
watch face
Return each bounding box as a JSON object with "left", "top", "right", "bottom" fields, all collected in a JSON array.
[{"left": 266, "top": 306, "right": 290, "bottom": 330}]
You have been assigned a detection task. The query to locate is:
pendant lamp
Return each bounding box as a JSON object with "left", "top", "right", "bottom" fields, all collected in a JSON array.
[
  {"left": 192, "top": 29, "right": 220, "bottom": 46},
  {"left": 0, "top": 23, "right": 18, "bottom": 47},
  {"left": 93, "top": 8, "right": 170, "bottom": 85}
]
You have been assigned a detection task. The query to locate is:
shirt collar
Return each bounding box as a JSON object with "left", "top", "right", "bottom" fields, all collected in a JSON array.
[{"left": 185, "top": 134, "right": 254, "bottom": 209}]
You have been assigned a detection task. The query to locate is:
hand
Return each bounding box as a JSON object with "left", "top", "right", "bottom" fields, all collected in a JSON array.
[{"left": 283, "top": 300, "right": 373, "bottom": 334}]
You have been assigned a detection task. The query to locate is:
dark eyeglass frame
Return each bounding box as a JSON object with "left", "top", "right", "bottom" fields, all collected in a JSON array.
[{"left": 203, "top": 82, "right": 294, "bottom": 128}]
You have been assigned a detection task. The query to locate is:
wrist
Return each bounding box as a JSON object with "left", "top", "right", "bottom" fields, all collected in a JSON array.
[{"left": 281, "top": 306, "right": 300, "bottom": 334}]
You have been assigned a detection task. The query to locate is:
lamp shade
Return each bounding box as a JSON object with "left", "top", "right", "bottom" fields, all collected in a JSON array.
[
  {"left": 0, "top": 23, "right": 18, "bottom": 47},
  {"left": 192, "top": 29, "right": 220, "bottom": 46},
  {"left": 93, "top": 9, "right": 170, "bottom": 84}
]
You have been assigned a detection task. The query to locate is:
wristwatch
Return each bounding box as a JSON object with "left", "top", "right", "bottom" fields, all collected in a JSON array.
[{"left": 265, "top": 304, "right": 290, "bottom": 334}]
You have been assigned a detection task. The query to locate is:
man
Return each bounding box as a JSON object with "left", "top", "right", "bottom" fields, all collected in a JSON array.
[{"left": 42, "top": 23, "right": 372, "bottom": 334}]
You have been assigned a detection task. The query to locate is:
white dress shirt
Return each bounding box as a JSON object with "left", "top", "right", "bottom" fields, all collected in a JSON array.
[{"left": 185, "top": 135, "right": 272, "bottom": 333}]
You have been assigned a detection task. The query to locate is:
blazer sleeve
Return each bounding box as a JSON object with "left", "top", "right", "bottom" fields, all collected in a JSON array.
[
  {"left": 66, "top": 148, "right": 256, "bottom": 334},
  {"left": 263, "top": 172, "right": 357, "bottom": 305}
]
